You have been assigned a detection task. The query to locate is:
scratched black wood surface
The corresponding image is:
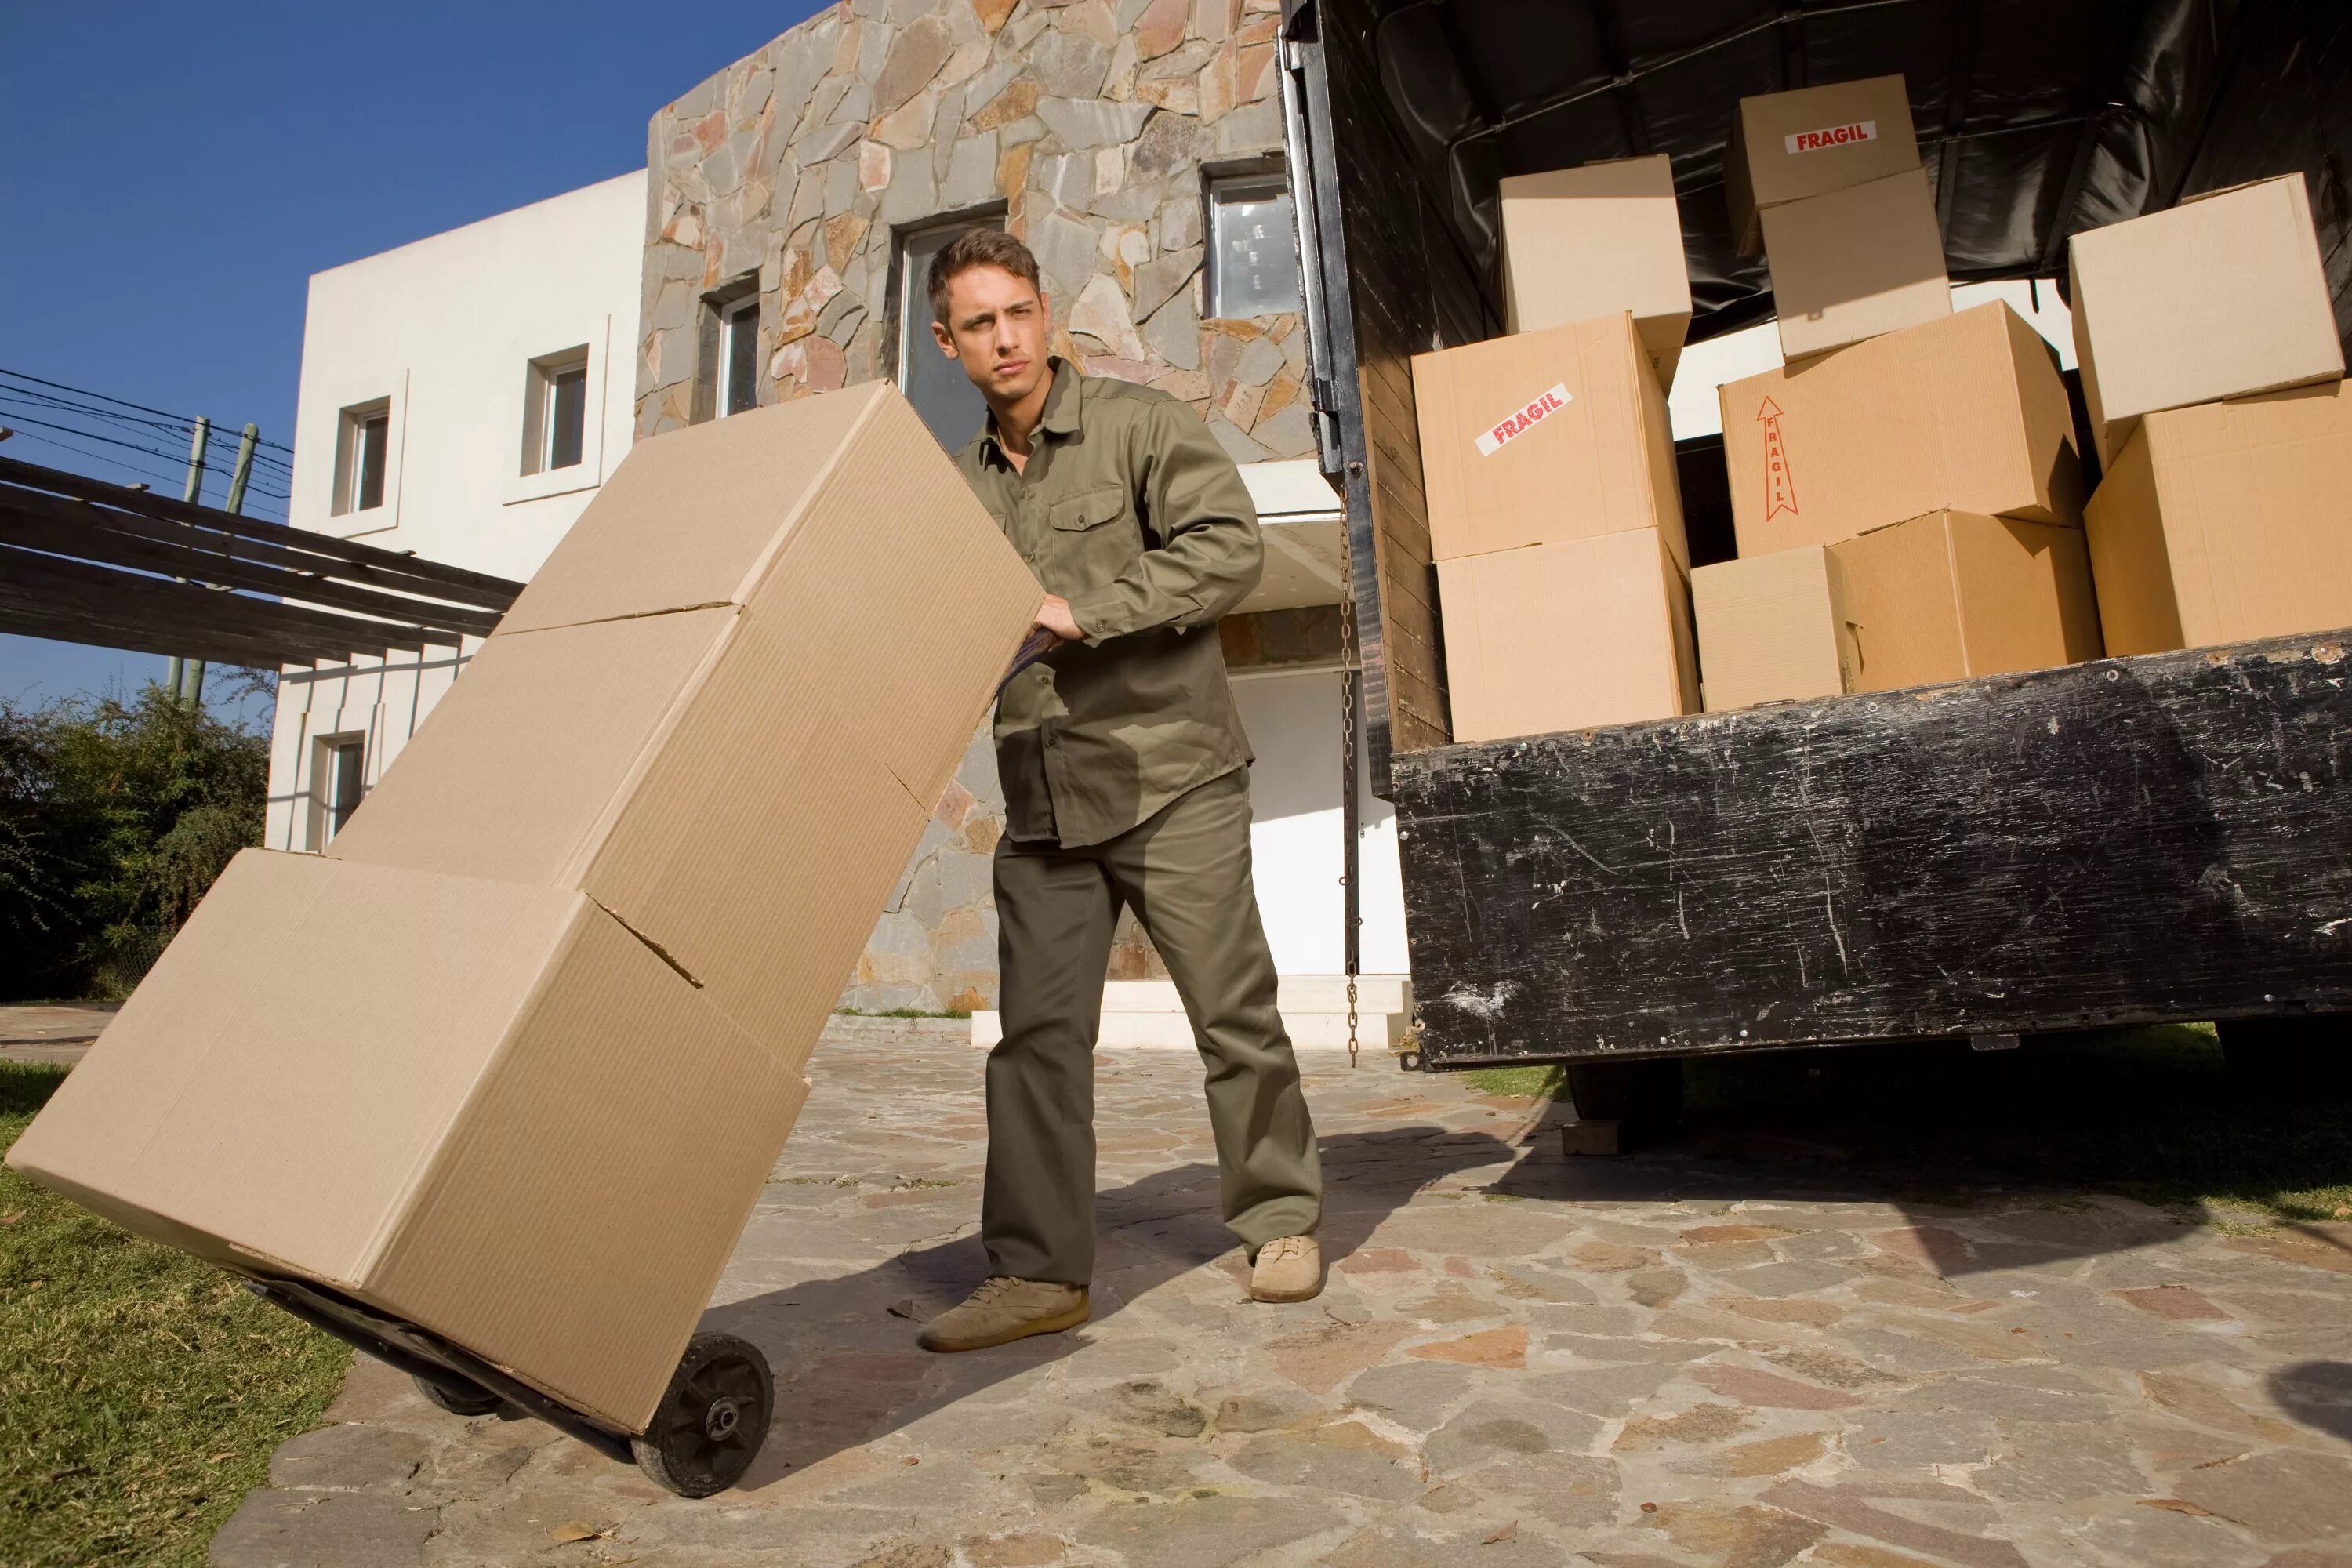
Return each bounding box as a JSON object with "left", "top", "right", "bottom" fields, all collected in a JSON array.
[{"left": 1394, "top": 632, "right": 2352, "bottom": 1065}]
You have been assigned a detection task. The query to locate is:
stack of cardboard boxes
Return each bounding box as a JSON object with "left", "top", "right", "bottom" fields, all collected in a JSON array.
[
  {"left": 1430, "top": 73, "right": 2348, "bottom": 743},
  {"left": 6, "top": 386, "right": 1043, "bottom": 1432},
  {"left": 1417, "top": 154, "right": 1700, "bottom": 744},
  {"left": 1695, "top": 74, "right": 2103, "bottom": 712},
  {"left": 2073, "top": 176, "right": 2352, "bottom": 654}
]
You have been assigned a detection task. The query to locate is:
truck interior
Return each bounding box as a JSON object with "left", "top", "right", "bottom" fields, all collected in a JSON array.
[{"left": 1281, "top": 0, "right": 2350, "bottom": 784}]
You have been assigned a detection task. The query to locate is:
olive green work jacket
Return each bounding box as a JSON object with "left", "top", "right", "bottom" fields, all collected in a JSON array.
[{"left": 955, "top": 359, "right": 1262, "bottom": 849}]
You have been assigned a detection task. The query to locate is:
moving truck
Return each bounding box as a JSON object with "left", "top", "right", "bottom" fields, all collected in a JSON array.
[{"left": 1272, "top": 0, "right": 2352, "bottom": 1119}]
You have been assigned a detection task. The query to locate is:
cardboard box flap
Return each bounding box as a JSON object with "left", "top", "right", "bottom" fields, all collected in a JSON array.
[
  {"left": 5, "top": 851, "right": 583, "bottom": 1287},
  {"left": 497, "top": 384, "right": 895, "bottom": 635},
  {"left": 325, "top": 608, "right": 738, "bottom": 887}
]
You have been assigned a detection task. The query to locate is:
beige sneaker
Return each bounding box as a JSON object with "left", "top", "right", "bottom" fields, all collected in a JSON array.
[
  {"left": 916, "top": 1276, "right": 1090, "bottom": 1352},
  {"left": 1250, "top": 1235, "right": 1324, "bottom": 1303}
]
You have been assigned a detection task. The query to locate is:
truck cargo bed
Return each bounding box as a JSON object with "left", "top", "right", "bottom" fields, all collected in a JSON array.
[{"left": 1392, "top": 630, "right": 2352, "bottom": 1065}]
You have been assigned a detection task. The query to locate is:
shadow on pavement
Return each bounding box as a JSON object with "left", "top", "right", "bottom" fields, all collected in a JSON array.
[
  {"left": 701, "top": 1123, "right": 1519, "bottom": 1488},
  {"left": 1479, "top": 1022, "right": 2352, "bottom": 1276},
  {"left": 2270, "top": 1362, "right": 2352, "bottom": 1442}
]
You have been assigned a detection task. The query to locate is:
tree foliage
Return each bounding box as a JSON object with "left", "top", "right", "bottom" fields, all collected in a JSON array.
[{"left": 0, "top": 685, "right": 267, "bottom": 1000}]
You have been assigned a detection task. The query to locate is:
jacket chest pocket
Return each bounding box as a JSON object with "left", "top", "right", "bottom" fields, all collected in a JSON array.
[{"left": 1047, "top": 485, "right": 1142, "bottom": 582}]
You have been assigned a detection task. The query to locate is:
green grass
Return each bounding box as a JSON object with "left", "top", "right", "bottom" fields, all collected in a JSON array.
[
  {"left": 1, "top": 1063, "right": 350, "bottom": 1567},
  {"left": 1462, "top": 1025, "right": 2352, "bottom": 1228},
  {"left": 1463, "top": 1064, "right": 1566, "bottom": 1099}
]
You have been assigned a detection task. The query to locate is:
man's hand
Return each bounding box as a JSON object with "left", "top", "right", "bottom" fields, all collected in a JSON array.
[{"left": 1034, "top": 593, "right": 1084, "bottom": 644}]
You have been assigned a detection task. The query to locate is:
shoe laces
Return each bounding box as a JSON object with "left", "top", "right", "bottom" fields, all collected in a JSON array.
[
  {"left": 969, "top": 1276, "right": 1022, "bottom": 1305},
  {"left": 1261, "top": 1236, "right": 1308, "bottom": 1264}
]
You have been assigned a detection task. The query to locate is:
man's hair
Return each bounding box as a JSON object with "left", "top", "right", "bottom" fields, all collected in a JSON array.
[{"left": 927, "top": 227, "right": 1042, "bottom": 325}]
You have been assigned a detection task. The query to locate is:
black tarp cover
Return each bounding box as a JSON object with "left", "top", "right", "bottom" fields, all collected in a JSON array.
[{"left": 1365, "top": 0, "right": 2350, "bottom": 342}]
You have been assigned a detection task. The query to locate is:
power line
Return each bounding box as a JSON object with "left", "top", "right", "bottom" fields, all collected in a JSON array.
[
  {"left": 2, "top": 427, "right": 198, "bottom": 492},
  {"left": 0, "top": 397, "right": 295, "bottom": 498},
  {"left": 0, "top": 365, "right": 299, "bottom": 459}
]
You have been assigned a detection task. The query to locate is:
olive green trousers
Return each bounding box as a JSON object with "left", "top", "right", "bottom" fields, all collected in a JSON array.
[{"left": 984, "top": 768, "right": 1323, "bottom": 1285}]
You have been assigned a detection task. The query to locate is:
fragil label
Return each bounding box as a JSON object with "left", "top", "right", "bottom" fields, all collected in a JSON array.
[
  {"left": 1474, "top": 383, "right": 1573, "bottom": 457},
  {"left": 1784, "top": 119, "right": 1878, "bottom": 154}
]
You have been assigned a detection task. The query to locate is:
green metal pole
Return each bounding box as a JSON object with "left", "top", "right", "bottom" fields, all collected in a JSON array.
[{"left": 168, "top": 418, "right": 212, "bottom": 703}]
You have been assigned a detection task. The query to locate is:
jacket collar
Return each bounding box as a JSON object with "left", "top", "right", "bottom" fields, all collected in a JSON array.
[{"left": 979, "top": 358, "right": 1080, "bottom": 466}]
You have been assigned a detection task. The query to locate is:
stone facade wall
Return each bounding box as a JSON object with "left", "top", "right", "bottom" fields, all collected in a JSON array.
[
  {"left": 636, "top": 0, "right": 1316, "bottom": 1014},
  {"left": 634, "top": 0, "right": 1312, "bottom": 463}
]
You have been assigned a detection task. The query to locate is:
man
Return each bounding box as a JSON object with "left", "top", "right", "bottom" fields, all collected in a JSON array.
[{"left": 915, "top": 227, "right": 1324, "bottom": 1354}]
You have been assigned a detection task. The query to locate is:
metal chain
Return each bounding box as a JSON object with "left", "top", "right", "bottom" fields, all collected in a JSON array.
[{"left": 1339, "top": 589, "right": 1360, "bottom": 1069}]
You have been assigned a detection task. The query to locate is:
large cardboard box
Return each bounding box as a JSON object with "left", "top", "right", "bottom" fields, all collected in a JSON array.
[
  {"left": 4, "top": 850, "right": 808, "bottom": 1433},
  {"left": 2084, "top": 380, "right": 2352, "bottom": 655},
  {"left": 1719, "top": 302, "right": 2083, "bottom": 557},
  {"left": 1413, "top": 313, "right": 1688, "bottom": 569},
  {"left": 1724, "top": 74, "right": 1919, "bottom": 254},
  {"left": 1832, "top": 510, "right": 2103, "bottom": 691},
  {"left": 1762, "top": 165, "right": 1951, "bottom": 361},
  {"left": 2067, "top": 175, "right": 2343, "bottom": 466},
  {"left": 1499, "top": 154, "right": 1691, "bottom": 389},
  {"left": 1438, "top": 528, "right": 1697, "bottom": 742},
  {"left": 1691, "top": 545, "right": 1857, "bottom": 711},
  {"left": 326, "top": 385, "right": 1042, "bottom": 1062}
]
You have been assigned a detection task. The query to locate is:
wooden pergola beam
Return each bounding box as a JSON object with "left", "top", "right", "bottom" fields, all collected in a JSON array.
[
  {"left": 0, "top": 456, "right": 527, "bottom": 611},
  {"left": 0, "top": 492, "right": 505, "bottom": 638},
  {"left": 0, "top": 546, "right": 441, "bottom": 660}
]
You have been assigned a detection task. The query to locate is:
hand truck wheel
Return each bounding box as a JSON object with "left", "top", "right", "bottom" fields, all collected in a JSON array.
[
  {"left": 630, "top": 1332, "right": 773, "bottom": 1498},
  {"left": 412, "top": 1370, "right": 504, "bottom": 1417}
]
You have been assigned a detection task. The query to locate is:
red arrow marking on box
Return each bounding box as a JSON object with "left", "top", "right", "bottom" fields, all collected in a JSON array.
[{"left": 1759, "top": 397, "right": 1799, "bottom": 521}]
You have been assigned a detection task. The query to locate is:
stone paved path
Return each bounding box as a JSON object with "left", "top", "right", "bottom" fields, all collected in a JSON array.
[
  {"left": 0, "top": 1000, "right": 113, "bottom": 1065},
  {"left": 211, "top": 1026, "right": 2352, "bottom": 1568}
]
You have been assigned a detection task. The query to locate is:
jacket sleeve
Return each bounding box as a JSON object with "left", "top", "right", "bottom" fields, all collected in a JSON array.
[{"left": 1063, "top": 397, "right": 1263, "bottom": 644}]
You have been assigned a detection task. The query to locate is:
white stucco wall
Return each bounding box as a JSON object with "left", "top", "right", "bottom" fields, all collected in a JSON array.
[
  {"left": 266, "top": 172, "right": 647, "bottom": 851},
  {"left": 1231, "top": 667, "right": 1410, "bottom": 978}
]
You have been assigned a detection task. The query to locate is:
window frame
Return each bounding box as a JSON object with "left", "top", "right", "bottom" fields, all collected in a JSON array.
[
  {"left": 1202, "top": 162, "right": 1305, "bottom": 321},
  {"left": 332, "top": 397, "right": 392, "bottom": 519},
  {"left": 311, "top": 731, "right": 367, "bottom": 848},
  {"left": 889, "top": 206, "right": 1009, "bottom": 452},
  {"left": 503, "top": 318, "right": 612, "bottom": 506},
  {"left": 521, "top": 345, "right": 592, "bottom": 477},
  {"left": 718, "top": 296, "right": 760, "bottom": 418}
]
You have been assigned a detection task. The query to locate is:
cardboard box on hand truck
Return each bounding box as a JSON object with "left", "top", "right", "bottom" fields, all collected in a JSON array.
[
  {"left": 325, "top": 383, "right": 1042, "bottom": 1065},
  {"left": 2085, "top": 379, "right": 2352, "bottom": 656},
  {"left": 6, "top": 383, "right": 1044, "bottom": 1437}
]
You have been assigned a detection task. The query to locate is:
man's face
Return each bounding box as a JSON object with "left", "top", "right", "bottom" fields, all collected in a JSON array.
[{"left": 932, "top": 263, "right": 1051, "bottom": 408}]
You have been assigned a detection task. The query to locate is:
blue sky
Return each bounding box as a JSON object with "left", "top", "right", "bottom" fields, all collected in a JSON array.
[{"left": 0, "top": 2, "right": 826, "bottom": 724}]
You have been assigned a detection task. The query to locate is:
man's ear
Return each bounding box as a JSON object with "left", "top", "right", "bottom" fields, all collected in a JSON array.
[{"left": 931, "top": 318, "right": 958, "bottom": 361}]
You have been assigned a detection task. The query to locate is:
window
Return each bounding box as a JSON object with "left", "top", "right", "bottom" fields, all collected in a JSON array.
[
  {"left": 332, "top": 400, "right": 390, "bottom": 516},
  {"left": 719, "top": 297, "right": 760, "bottom": 418},
  {"left": 521, "top": 347, "right": 590, "bottom": 475},
  {"left": 897, "top": 217, "right": 1000, "bottom": 452},
  {"left": 316, "top": 735, "right": 365, "bottom": 844},
  {"left": 1205, "top": 174, "right": 1303, "bottom": 318}
]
